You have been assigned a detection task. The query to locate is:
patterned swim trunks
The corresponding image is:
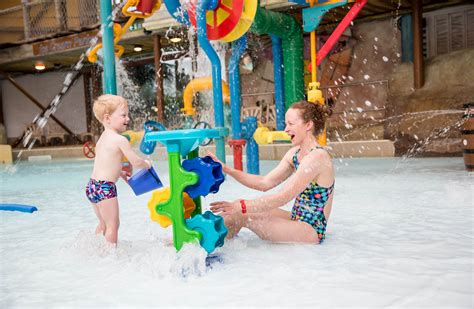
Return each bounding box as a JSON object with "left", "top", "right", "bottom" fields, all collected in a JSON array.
[{"left": 85, "top": 178, "right": 117, "bottom": 204}]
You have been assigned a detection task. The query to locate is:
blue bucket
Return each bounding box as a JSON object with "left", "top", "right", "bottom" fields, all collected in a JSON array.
[{"left": 128, "top": 166, "right": 163, "bottom": 196}]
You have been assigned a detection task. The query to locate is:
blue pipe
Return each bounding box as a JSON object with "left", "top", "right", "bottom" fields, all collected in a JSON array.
[
  {"left": 242, "top": 117, "right": 259, "bottom": 174},
  {"left": 271, "top": 36, "right": 285, "bottom": 131},
  {"left": 100, "top": 0, "right": 117, "bottom": 94},
  {"left": 229, "top": 35, "right": 247, "bottom": 139},
  {"left": 163, "top": 0, "right": 191, "bottom": 25},
  {"left": 196, "top": 0, "right": 226, "bottom": 163}
]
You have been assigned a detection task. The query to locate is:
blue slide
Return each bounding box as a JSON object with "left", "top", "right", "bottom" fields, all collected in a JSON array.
[{"left": 0, "top": 204, "right": 38, "bottom": 213}]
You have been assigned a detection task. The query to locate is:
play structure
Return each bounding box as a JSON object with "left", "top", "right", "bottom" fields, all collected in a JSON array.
[{"left": 84, "top": 0, "right": 366, "bottom": 252}]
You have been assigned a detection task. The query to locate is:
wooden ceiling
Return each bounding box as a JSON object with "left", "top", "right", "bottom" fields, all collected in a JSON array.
[{"left": 0, "top": 0, "right": 470, "bottom": 74}]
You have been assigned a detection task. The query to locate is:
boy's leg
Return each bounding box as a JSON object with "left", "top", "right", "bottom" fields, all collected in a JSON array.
[
  {"left": 97, "top": 198, "right": 120, "bottom": 244},
  {"left": 91, "top": 203, "right": 106, "bottom": 235}
]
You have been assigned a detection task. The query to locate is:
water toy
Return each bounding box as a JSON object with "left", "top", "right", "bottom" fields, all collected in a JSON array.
[
  {"left": 128, "top": 166, "right": 163, "bottom": 195},
  {"left": 140, "top": 120, "right": 166, "bottom": 155},
  {"left": 147, "top": 187, "right": 196, "bottom": 227},
  {"left": 145, "top": 128, "right": 228, "bottom": 252},
  {"left": 182, "top": 156, "right": 225, "bottom": 198},
  {"left": 0, "top": 204, "right": 38, "bottom": 213},
  {"left": 186, "top": 211, "right": 227, "bottom": 253}
]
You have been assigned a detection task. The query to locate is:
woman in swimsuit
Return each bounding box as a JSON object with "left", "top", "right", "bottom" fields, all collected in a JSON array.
[{"left": 210, "top": 100, "right": 335, "bottom": 244}]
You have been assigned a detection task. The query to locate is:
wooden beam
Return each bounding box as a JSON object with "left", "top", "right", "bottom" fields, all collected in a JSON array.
[
  {"left": 153, "top": 34, "right": 165, "bottom": 123},
  {"left": 412, "top": 0, "right": 424, "bottom": 89}
]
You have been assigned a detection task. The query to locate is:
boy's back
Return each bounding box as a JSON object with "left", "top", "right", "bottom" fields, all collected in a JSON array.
[{"left": 91, "top": 129, "right": 126, "bottom": 182}]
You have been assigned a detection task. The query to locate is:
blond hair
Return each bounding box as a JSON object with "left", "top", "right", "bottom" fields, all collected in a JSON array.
[{"left": 92, "top": 94, "right": 128, "bottom": 122}]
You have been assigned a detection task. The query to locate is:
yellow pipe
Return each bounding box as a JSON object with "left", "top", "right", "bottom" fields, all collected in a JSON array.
[
  {"left": 253, "top": 127, "right": 290, "bottom": 145},
  {"left": 88, "top": 0, "right": 162, "bottom": 63},
  {"left": 182, "top": 77, "right": 230, "bottom": 116}
]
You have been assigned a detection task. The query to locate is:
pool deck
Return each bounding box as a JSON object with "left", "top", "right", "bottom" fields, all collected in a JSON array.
[{"left": 10, "top": 140, "right": 395, "bottom": 161}]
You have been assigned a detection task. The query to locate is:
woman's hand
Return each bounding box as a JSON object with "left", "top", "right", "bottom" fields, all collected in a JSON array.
[
  {"left": 207, "top": 151, "right": 230, "bottom": 173},
  {"left": 210, "top": 200, "right": 241, "bottom": 215}
]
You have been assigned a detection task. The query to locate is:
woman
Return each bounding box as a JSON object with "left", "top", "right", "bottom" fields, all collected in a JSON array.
[{"left": 210, "top": 100, "right": 335, "bottom": 244}]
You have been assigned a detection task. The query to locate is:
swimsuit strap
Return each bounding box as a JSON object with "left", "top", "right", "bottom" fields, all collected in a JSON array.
[{"left": 293, "top": 146, "right": 328, "bottom": 166}]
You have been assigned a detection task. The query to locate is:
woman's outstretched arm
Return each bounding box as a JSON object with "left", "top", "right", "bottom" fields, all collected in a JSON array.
[
  {"left": 208, "top": 150, "right": 295, "bottom": 192},
  {"left": 210, "top": 150, "right": 332, "bottom": 214}
]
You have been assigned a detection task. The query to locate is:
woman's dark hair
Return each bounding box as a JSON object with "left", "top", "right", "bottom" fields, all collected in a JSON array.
[{"left": 289, "top": 100, "right": 332, "bottom": 136}]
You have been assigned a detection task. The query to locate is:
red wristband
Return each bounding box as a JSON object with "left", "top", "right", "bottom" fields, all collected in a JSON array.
[{"left": 240, "top": 200, "right": 247, "bottom": 214}]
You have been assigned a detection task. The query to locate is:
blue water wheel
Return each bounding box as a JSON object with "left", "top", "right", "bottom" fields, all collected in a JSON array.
[
  {"left": 186, "top": 211, "right": 228, "bottom": 253},
  {"left": 182, "top": 157, "right": 215, "bottom": 198},
  {"left": 201, "top": 156, "right": 225, "bottom": 194}
]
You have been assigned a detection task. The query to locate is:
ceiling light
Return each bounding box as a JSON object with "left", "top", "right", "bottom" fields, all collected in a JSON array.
[
  {"left": 35, "top": 61, "right": 46, "bottom": 71},
  {"left": 133, "top": 45, "right": 143, "bottom": 52},
  {"left": 170, "top": 37, "right": 182, "bottom": 43}
]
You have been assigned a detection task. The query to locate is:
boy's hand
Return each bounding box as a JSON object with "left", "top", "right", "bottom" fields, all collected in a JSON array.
[
  {"left": 120, "top": 170, "right": 131, "bottom": 183},
  {"left": 145, "top": 159, "right": 152, "bottom": 170}
]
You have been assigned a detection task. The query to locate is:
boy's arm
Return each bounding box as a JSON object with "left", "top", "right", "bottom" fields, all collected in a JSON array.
[{"left": 117, "top": 136, "right": 151, "bottom": 170}]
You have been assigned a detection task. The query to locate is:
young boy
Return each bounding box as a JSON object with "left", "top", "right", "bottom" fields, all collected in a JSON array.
[{"left": 85, "top": 94, "right": 151, "bottom": 245}]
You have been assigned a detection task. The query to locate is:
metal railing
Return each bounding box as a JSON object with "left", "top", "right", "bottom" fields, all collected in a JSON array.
[{"left": 0, "top": 0, "right": 100, "bottom": 43}]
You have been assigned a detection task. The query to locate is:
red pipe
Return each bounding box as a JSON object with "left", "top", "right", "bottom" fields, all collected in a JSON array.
[
  {"left": 228, "top": 139, "right": 246, "bottom": 171},
  {"left": 317, "top": 0, "right": 367, "bottom": 66}
]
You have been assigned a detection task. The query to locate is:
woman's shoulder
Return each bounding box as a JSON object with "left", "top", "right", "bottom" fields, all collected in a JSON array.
[
  {"left": 306, "top": 147, "right": 333, "bottom": 163},
  {"left": 282, "top": 146, "right": 300, "bottom": 160}
]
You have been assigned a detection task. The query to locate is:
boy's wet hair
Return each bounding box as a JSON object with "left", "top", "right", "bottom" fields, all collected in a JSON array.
[
  {"left": 289, "top": 100, "right": 332, "bottom": 136},
  {"left": 93, "top": 94, "right": 128, "bottom": 122}
]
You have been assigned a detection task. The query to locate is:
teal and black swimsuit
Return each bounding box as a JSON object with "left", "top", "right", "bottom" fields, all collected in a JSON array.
[{"left": 291, "top": 147, "right": 334, "bottom": 243}]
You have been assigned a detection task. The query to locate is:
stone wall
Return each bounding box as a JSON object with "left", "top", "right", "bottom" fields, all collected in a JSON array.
[{"left": 386, "top": 48, "right": 474, "bottom": 156}]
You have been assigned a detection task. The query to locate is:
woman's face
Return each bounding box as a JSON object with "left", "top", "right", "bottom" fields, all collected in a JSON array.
[{"left": 284, "top": 108, "right": 312, "bottom": 145}]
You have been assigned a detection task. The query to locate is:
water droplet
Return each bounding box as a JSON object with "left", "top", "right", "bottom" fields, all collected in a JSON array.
[
  {"left": 382, "top": 56, "right": 389, "bottom": 62},
  {"left": 356, "top": 107, "right": 363, "bottom": 112},
  {"left": 374, "top": 37, "right": 379, "bottom": 41},
  {"left": 365, "top": 100, "right": 372, "bottom": 106},
  {"left": 364, "top": 74, "right": 370, "bottom": 80}
]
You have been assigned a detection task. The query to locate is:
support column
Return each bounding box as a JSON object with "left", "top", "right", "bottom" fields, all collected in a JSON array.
[
  {"left": 22, "top": 0, "right": 31, "bottom": 40},
  {"left": 153, "top": 34, "right": 165, "bottom": 122},
  {"left": 412, "top": 0, "right": 424, "bottom": 89}
]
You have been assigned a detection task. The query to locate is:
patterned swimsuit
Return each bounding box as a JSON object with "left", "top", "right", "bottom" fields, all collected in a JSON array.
[
  {"left": 290, "top": 147, "right": 334, "bottom": 243},
  {"left": 85, "top": 179, "right": 117, "bottom": 204}
]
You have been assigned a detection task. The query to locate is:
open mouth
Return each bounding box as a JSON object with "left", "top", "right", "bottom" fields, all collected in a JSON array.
[{"left": 289, "top": 134, "right": 295, "bottom": 141}]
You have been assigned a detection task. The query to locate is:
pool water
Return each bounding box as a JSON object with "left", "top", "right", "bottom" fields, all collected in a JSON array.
[{"left": 0, "top": 157, "right": 472, "bottom": 307}]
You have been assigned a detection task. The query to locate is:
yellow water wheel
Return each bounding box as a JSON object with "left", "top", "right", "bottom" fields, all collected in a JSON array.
[{"left": 147, "top": 187, "right": 196, "bottom": 228}]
